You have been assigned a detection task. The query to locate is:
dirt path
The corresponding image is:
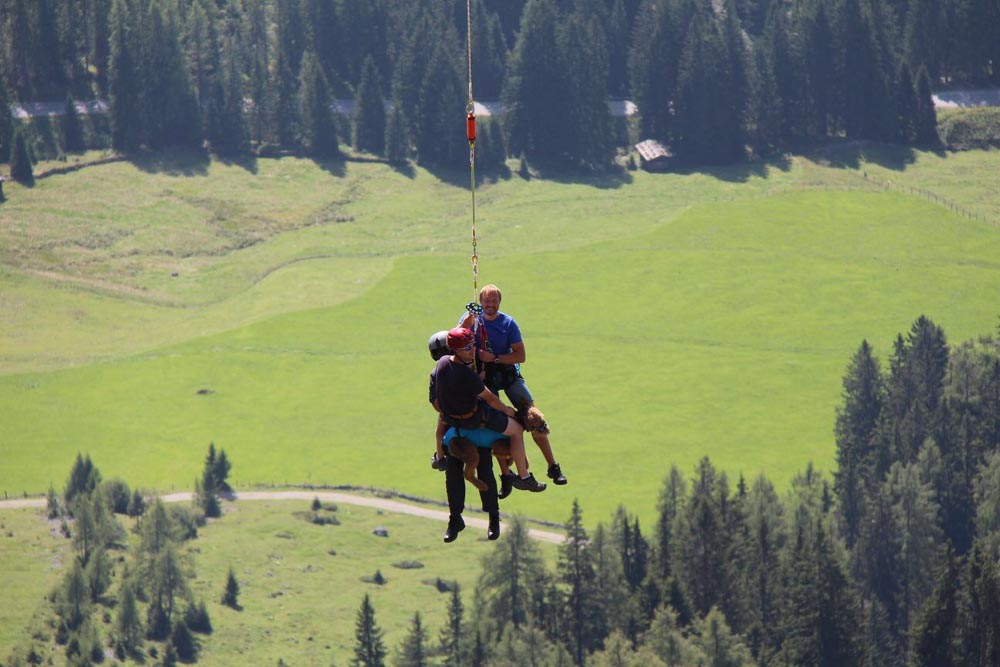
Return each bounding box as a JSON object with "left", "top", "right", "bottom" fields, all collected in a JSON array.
[{"left": 0, "top": 490, "right": 566, "bottom": 544}]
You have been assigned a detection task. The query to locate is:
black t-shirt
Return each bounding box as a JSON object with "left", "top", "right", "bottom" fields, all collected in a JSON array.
[{"left": 429, "top": 355, "right": 485, "bottom": 416}]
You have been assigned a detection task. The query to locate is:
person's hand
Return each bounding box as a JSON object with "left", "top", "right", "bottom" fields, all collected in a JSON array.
[{"left": 466, "top": 301, "right": 483, "bottom": 316}]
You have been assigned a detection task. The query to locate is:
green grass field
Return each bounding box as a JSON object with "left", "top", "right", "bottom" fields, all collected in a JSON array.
[
  {"left": 2, "top": 147, "right": 1000, "bottom": 533},
  {"left": 2, "top": 145, "right": 1000, "bottom": 664}
]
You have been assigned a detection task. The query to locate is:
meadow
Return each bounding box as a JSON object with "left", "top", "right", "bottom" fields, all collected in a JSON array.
[
  {"left": 2, "top": 146, "right": 1000, "bottom": 533},
  {"left": 0, "top": 499, "right": 560, "bottom": 665}
]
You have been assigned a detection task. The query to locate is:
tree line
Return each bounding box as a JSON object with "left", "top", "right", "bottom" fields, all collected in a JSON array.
[
  {"left": 1, "top": 0, "right": 998, "bottom": 173},
  {"left": 350, "top": 314, "right": 1000, "bottom": 667}
]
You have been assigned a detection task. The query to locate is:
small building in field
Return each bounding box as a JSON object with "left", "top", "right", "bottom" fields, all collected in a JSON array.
[{"left": 634, "top": 139, "right": 673, "bottom": 171}]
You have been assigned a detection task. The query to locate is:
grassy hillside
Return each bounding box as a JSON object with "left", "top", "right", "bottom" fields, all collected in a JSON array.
[
  {"left": 0, "top": 500, "right": 560, "bottom": 666},
  {"left": 1, "top": 147, "right": 1000, "bottom": 531}
]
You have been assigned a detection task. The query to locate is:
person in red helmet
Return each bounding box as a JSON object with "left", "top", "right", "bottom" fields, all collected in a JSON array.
[{"left": 429, "top": 327, "right": 546, "bottom": 542}]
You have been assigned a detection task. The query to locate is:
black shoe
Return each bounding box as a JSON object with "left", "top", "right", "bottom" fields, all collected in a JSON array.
[
  {"left": 488, "top": 513, "right": 501, "bottom": 540},
  {"left": 443, "top": 516, "right": 465, "bottom": 543},
  {"left": 431, "top": 453, "right": 447, "bottom": 471},
  {"left": 512, "top": 473, "right": 547, "bottom": 492},
  {"left": 499, "top": 473, "right": 515, "bottom": 500},
  {"left": 547, "top": 463, "right": 567, "bottom": 485}
]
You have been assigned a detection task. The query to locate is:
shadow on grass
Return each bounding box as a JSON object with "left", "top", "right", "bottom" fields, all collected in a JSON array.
[
  {"left": 308, "top": 154, "right": 348, "bottom": 178},
  {"left": 668, "top": 153, "right": 794, "bottom": 183},
  {"left": 802, "top": 140, "right": 948, "bottom": 171},
  {"left": 128, "top": 147, "right": 212, "bottom": 176},
  {"left": 423, "top": 159, "right": 630, "bottom": 189}
]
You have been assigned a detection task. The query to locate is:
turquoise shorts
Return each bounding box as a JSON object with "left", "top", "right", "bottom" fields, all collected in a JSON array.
[{"left": 443, "top": 426, "right": 508, "bottom": 449}]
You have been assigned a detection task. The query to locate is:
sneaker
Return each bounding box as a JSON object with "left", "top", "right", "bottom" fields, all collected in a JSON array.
[
  {"left": 431, "top": 453, "right": 447, "bottom": 472},
  {"left": 512, "top": 473, "right": 547, "bottom": 493},
  {"left": 498, "top": 473, "right": 515, "bottom": 500},
  {"left": 488, "top": 513, "right": 501, "bottom": 541},
  {"left": 547, "top": 463, "right": 567, "bottom": 485},
  {"left": 443, "top": 516, "right": 465, "bottom": 543}
]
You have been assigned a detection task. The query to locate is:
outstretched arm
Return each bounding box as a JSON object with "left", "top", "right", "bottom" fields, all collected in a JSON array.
[{"left": 478, "top": 388, "right": 515, "bottom": 418}]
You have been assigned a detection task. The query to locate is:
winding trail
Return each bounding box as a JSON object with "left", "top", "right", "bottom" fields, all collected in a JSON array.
[{"left": 0, "top": 490, "right": 566, "bottom": 544}]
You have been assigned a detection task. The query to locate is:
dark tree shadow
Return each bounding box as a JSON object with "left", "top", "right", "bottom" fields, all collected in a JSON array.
[
  {"left": 308, "top": 153, "right": 348, "bottom": 178},
  {"left": 802, "top": 139, "right": 931, "bottom": 171},
  {"left": 212, "top": 151, "right": 259, "bottom": 175},
  {"left": 128, "top": 147, "right": 211, "bottom": 176},
  {"left": 667, "top": 153, "right": 793, "bottom": 183},
  {"left": 388, "top": 160, "right": 417, "bottom": 179}
]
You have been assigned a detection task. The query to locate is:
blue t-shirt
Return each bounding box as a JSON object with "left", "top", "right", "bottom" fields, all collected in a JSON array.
[{"left": 476, "top": 312, "right": 522, "bottom": 356}]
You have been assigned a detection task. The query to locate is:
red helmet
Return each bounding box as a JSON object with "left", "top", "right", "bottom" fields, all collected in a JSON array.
[{"left": 446, "top": 327, "right": 475, "bottom": 351}]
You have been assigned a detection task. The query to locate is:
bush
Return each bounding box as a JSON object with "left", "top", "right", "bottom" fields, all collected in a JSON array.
[
  {"left": 101, "top": 479, "right": 131, "bottom": 514},
  {"left": 937, "top": 107, "right": 1000, "bottom": 149},
  {"left": 168, "top": 505, "right": 202, "bottom": 540}
]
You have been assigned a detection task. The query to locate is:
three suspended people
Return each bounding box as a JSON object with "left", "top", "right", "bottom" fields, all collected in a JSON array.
[{"left": 425, "top": 1, "right": 567, "bottom": 543}]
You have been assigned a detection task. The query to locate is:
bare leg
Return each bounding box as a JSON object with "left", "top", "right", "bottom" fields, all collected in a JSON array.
[
  {"left": 531, "top": 431, "right": 555, "bottom": 467},
  {"left": 501, "top": 418, "right": 530, "bottom": 477}
]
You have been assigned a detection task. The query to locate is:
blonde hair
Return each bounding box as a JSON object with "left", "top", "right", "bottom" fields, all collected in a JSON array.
[{"left": 479, "top": 284, "right": 502, "bottom": 303}]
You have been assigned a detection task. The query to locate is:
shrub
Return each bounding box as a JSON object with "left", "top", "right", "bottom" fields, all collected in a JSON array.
[
  {"left": 937, "top": 107, "right": 1000, "bottom": 149},
  {"left": 101, "top": 479, "right": 131, "bottom": 514}
]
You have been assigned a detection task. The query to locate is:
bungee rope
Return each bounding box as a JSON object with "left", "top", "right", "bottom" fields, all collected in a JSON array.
[{"left": 465, "top": 0, "right": 479, "bottom": 310}]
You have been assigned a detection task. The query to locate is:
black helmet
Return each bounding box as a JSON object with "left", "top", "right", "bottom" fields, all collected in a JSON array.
[{"left": 428, "top": 330, "right": 450, "bottom": 360}]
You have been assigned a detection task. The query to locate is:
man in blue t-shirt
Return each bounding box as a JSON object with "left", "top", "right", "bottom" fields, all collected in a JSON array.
[{"left": 461, "top": 284, "right": 568, "bottom": 496}]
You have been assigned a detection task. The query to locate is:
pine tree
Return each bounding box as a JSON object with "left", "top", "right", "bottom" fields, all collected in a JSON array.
[
  {"left": 885, "top": 460, "right": 943, "bottom": 633},
  {"left": 396, "top": 612, "right": 427, "bottom": 667},
  {"left": 835, "top": 340, "right": 885, "bottom": 548},
  {"left": 240, "top": 0, "right": 271, "bottom": 146},
  {"left": 628, "top": 0, "right": 681, "bottom": 142},
  {"left": 836, "top": 0, "right": 892, "bottom": 141},
  {"left": 673, "top": 9, "right": 743, "bottom": 165},
  {"left": 893, "top": 63, "right": 919, "bottom": 144},
  {"left": 222, "top": 566, "right": 240, "bottom": 608},
  {"left": 955, "top": 542, "right": 1000, "bottom": 667},
  {"left": 502, "top": 0, "right": 564, "bottom": 161},
  {"left": 803, "top": 2, "right": 836, "bottom": 139},
  {"left": 478, "top": 515, "right": 548, "bottom": 632},
  {"left": 853, "top": 485, "right": 906, "bottom": 652},
  {"left": 9, "top": 128, "right": 34, "bottom": 186},
  {"left": 559, "top": 500, "right": 601, "bottom": 664},
  {"left": 438, "top": 585, "right": 463, "bottom": 667},
  {"left": 742, "top": 475, "right": 785, "bottom": 663},
  {"left": 384, "top": 98, "right": 410, "bottom": 163},
  {"left": 64, "top": 452, "right": 102, "bottom": 511},
  {"left": 691, "top": 607, "right": 755, "bottom": 667},
  {"left": 653, "top": 465, "right": 685, "bottom": 586},
  {"left": 556, "top": 7, "right": 613, "bottom": 166},
  {"left": 107, "top": 0, "right": 141, "bottom": 152},
  {"left": 354, "top": 56, "right": 386, "bottom": 155},
  {"left": 59, "top": 557, "right": 91, "bottom": 632},
  {"left": 913, "top": 66, "right": 939, "bottom": 146},
  {"left": 909, "top": 549, "right": 960, "bottom": 667},
  {"left": 63, "top": 93, "right": 85, "bottom": 153},
  {"left": 0, "top": 78, "right": 12, "bottom": 162},
  {"left": 675, "top": 457, "right": 733, "bottom": 617},
  {"left": 148, "top": 543, "right": 187, "bottom": 640},
  {"left": 206, "top": 33, "right": 249, "bottom": 156},
  {"left": 298, "top": 50, "right": 339, "bottom": 157},
  {"left": 115, "top": 580, "right": 143, "bottom": 655},
  {"left": 352, "top": 594, "right": 386, "bottom": 667},
  {"left": 413, "top": 41, "right": 465, "bottom": 168},
  {"left": 777, "top": 520, "right": 861, "bottom": 667}
]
